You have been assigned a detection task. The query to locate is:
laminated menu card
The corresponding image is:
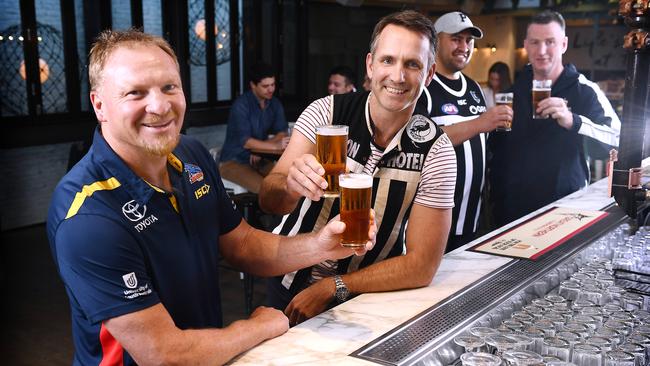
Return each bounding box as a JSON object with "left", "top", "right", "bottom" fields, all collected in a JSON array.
[{"left": 469, "top": 207, "right": 609, "bottom": 260}]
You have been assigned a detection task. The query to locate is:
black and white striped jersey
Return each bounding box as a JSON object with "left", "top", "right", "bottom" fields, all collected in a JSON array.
[
  {"left": 273, "top": 91, "right": 456, "bottom": 293},
  {"left": 417, "top": 72, "right": 487, "bottom": 239}
]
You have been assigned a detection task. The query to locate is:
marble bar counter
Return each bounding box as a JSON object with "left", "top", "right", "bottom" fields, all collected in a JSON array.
[{"left": 229, "top": 178, "right": 616, "bottom": 365}]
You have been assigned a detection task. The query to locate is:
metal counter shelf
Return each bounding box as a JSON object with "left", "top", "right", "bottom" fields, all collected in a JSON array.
[{"left": 351, "top": 204, "right": 631, "bottom": 366}]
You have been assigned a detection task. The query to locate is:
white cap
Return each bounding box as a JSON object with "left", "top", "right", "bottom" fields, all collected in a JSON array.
[{"left": 434, "top": 12, "right": 483, "bottom": 39}]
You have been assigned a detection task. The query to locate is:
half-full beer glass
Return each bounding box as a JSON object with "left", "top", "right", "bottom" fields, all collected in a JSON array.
[
  {"left": 532, "top": 79, "right": 552, "bottom": 119},
  {"left": 339, "top": 173, "right": 372, "bottom": 248},
  {"left": 495, "top": 92, "right": 514, "bottom": 131},
  {"left": 316, "top": 125, "right": 348, "bottom": 198}
]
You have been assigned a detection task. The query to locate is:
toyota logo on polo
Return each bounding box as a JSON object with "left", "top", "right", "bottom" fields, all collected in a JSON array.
[{"left": 122, "top": 200, "right": 147, "bottom": 222}]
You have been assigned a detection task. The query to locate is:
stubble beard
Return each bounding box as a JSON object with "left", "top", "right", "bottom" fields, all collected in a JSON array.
[{"left": 140, "top": 133, "right": 180, "bottom": 157}]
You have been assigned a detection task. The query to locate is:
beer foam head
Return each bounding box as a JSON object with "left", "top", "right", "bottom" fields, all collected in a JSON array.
[
  {"left": 316, "top": 124, "right": 348, "bottom": 136},
  {"left": 532, "top": 79, "right": 552, "bottom": 90},
  {"left": 339, "top": 173, "right": 373, "bottom": 188}
]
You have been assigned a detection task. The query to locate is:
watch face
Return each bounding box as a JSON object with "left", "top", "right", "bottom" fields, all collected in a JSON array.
[
  {"left": 334, "top": 275, "right": 349, "bottom": 302},
  {"left": 336, "top": 286, "right": 349, "bottom": 302}
]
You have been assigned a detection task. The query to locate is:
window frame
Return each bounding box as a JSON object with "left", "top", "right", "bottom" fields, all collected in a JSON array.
[{"left": 2, "top": 0, "right": 242, "bottom": 148}]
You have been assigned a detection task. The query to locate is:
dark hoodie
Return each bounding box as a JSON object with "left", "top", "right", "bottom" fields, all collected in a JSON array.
[{"left": 488, "top": 64, "right": 619, "bottom": 227}]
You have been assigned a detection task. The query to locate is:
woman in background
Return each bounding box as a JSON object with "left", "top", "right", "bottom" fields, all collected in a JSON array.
[{"left": 482, "top": 62, "right": 512, "bottom": 108}]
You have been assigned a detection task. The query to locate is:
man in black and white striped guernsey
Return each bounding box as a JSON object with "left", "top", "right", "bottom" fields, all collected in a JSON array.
[
  {"left": 416, "top": 12, "right": 513, "bottom": 252},
  {"left": 259, "top": 10, "right": 457, "bottom": 326}
]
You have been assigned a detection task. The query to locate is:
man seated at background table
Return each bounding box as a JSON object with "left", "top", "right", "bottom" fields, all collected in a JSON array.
[
  {"left": 47, "top": 29, "right": 375, "bottom": 365},
  {"left": 327, "top": 65, "right": 357, "bottom": 95},
  {"left": 259, "top": 10, "right": 457, "bottom": 325},
  {"left": 219, "top": 62, "right": 289, "bottom": 193},
  {"left": 488, "top": 10, "right": 620, "bottom": 228}
]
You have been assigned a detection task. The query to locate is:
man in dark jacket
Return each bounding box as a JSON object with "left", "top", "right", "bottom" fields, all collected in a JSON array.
[{"left": 488, "top": 10, "right": 620, "bottom": 227}]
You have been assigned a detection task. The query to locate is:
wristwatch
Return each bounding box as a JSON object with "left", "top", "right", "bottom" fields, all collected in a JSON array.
[{"left": 333, "top": 275, "right": 350, "bottom": 303}]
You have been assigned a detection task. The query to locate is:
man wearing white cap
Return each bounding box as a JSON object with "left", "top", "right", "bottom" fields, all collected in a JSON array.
[{"left": 417, "top": 11, "right": 512, "bottom": 252}]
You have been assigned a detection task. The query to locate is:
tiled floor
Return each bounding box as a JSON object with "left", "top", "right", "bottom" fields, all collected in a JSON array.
[{"left": 1, "top": 224, "right": 268, "bottom": 365}]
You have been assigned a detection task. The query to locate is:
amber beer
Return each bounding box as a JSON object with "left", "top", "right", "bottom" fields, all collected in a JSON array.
[
  {"left": 316, "top": 125, "right": 348, "bottom": 198},
  {"left": 495, "top": 92, "right": 513, "bottom": 131},
  {"left": 339, "top": 173, "right": 373, "bottom": 248},
  {"left": 532, "top": 79, "right": 552, "bottom": 119}
]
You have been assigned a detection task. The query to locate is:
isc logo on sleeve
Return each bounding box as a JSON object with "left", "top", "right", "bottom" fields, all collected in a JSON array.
[{"left": 194, "top": 183, "right": 211, "bottom": 199}]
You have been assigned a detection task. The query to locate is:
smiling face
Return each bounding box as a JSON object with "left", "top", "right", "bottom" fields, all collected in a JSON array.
[
  {"left": 366, "top": 24, "right": 434, "bottom": 118},
  {"left": 524, "top": 21, "right": 567, "bottom": 80},
  {"left": 435, "top": 30, "right": 475, "bottom": 75},
  {"left": 90, "top": 44, "right": 186, "bottom": 159},
  {"left": 328, "top": 74, "right": 353, "bottom": 95}
]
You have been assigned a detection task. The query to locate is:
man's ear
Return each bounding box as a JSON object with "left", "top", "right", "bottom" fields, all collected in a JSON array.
[
  {"left": 425, "top": 63, "right": 436, "bottom": 87},
  {"left": 365, "top": 53, "right": 373, "bottom": 80},
  {"left": 90, "top": 91, "right": 107, "bottom": 122},
  {"left": 561, "top": 35, "right": 568, "bottom": 54}
]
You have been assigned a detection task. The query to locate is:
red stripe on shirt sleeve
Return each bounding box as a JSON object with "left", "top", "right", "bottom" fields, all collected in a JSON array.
[{"left": 99, "top": 323, "right": 124, "bottom": 366}]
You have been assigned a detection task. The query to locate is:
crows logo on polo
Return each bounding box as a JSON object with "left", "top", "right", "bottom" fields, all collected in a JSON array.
[{"left": 184, "top": 163, "right": 204, "bottom": 184}]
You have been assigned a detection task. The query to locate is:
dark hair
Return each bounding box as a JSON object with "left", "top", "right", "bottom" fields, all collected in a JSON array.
[
  {"left": 488, "top": 62, "right": 512, "bottom": 92},
  {"left": 249, "top": 62, "right": 275, "bottom": 84},
  {"left": 530, "top": 10, "right": 565, "bottom": 32},
  {"left": 369, "top": 10, "right": 436, "bottom": 68},
  {"left": 329, "top": 65, "right": 356, "bottom": 86}
]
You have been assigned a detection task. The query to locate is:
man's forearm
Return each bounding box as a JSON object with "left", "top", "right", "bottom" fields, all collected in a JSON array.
[
  {"left": 223, "top": 224, "right": 329, "bottom": 277},
  {"left": 267, "top": 132, "right": 287, "bottom": 142},
  {"left": 259, "top": 172, "right": 301, "bottom": 214},
  {"left": 159, "top": 319, "right": 275, "bottom": 365},
  {"left": 243, "top": 136, "right": 285, "bottom": 150},
  {"left": 341, "top": 250, "right": 443, "bottom": 295},
  {"left": 440, "top": 120, "right": 481, "bottom": 147},
  {"left": 107, "top": 303, "right": 284, "bottom": 366}
]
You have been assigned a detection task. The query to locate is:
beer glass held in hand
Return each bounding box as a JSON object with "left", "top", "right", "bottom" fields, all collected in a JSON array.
[
  {"left": 495, "top": 92, "right": 514, "bottom": 131},
  {"left": 532, "top": 79, "right": 552, "bottom": 119},
  {"left": 339, "top": 173, "right": 373, "bottom": 249},
  {"left": 316, "top": 125, "right": 348, "bottom": 198}
]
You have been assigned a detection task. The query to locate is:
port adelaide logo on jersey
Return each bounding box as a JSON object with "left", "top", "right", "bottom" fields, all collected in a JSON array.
[
  {"left": 122, "top": 200, "right": 159, "bottom": 233},
  {"left": 470, "top": 90, "right": 482, "bottom": 104},
  {"left": 406, "top": 115, "right": 436, "bottom": 143}
]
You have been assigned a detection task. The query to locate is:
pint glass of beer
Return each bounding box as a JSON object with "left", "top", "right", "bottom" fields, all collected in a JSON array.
[
  {"left": 495, "top": 92, "right": 514, "bottom": 131},
  {"left": 339, "top": 173, "right": 373, "bottom": 248},
  {"left": 532, "top": 79, "right": 552, "bottom": 119},
  {"left": 316, "top": 125, "right": 348, "bottom": 198}
]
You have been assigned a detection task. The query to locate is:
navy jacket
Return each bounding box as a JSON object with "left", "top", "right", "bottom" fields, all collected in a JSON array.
[{"left": 488, "top": 64, "right": 619, "bottom": 227}]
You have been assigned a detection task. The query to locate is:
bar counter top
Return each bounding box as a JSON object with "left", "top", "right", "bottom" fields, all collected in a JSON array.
[{"left": 229, "top": 178, "right": 615, "bottom": 365}]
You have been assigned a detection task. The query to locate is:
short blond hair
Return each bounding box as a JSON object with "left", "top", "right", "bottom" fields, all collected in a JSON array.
[{"left": 88, "top": 29, "right": 179, "bottom": 91}]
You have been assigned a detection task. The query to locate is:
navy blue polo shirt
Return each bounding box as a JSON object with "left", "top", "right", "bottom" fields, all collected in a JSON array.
[{"left": 47, "top": 127, "right": 241, "bottom": 365}]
